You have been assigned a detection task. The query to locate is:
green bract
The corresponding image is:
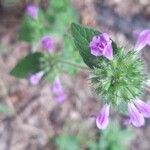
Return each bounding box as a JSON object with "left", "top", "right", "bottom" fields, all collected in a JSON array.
[
  {"left": 91, "top": 48, "right": 146, "bottom": 105},
  {"left": 71, "top": 23, "right": 147, "bottom": 108}
]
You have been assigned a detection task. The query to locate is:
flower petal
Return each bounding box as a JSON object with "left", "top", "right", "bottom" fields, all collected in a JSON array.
[
  {"left": 55, "top": 93, "right": 67, "bottom": 103},
  {"left": 134, "top": 99, "right": 150, "bottom": 118},
  {"left": 52, "top": 78, "right": 67, "bottom": 103},
  {"left": 101, "top": 33, "right": 110, "bottom": 42},
  {"left": 96, "top": 104, "right": 110, "bottom": 129},
  {"left": 103, "top": 41, "right": 113, "bottom": 60},
  {"left": 128, "top": 103, "right": 145, "bottom": 127},
  {"left": 134, "top": 29, "right": 150, "bottom": 52},
  {"left": 26, "top": 4, "right": 38, "bottom": 19},
  {"left": 89, "top": 33, "right": 113, "bottom": 59},
  {"left": 29, "top": 71, "right": 44, "bottom": 85},
  {"left": 52, "top": 78, "right": 64, "bottom": 95}
]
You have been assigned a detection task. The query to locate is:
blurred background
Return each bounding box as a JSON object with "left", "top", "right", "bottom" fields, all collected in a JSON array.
[{"left": 0, "top": 0, "right": 150, "bottom": 150}]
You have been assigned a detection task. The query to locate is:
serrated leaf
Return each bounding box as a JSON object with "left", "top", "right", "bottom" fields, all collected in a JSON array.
[{"left": 10, "top": 52, "right": 44, "bottom": 78}]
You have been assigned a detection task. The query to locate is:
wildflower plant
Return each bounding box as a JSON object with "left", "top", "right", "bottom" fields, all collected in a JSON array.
[
  {"left": 10, "top": 1, "right": 150, "bottom": 130},
  {"left": 10, "top": 1, "right": 82, "bottom": 105},
  {"left": 71, "top": 23, "right": 150, "bottom": 129}
]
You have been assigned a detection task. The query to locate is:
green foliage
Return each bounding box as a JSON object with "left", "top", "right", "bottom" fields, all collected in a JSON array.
[
  {"left": 91, "top": 48, "right": 146, "bottom": 106},
  {"left": 54, "top": 123, "right": 134, "bottom": 150},
  {"left": 50, "top": 0, "right": 70, "bottom": 12},
  {"left": 10, "top": 52, "right": 44, "bottom": 78},
  {"left": 19, "top": 11, "right": 46, "bottom": 42},
  {"left": 54, "top": 134, "right": 81, "bottom": 150},
  {"left": 0, "top": 103, "right": 13, "bottom": 114},
  {"left": 46, "top": 0, "right": 79, "bottom": 38},
  {"left": 42, "top": 54, "right": 62, "bottom": 82},
  {"left": 89, "top": 123, "right": 134, "bottom": 150},
  {"left": 43, "top": 0, "right": 82, "bottom": 76},
  {"left": 61, "top": 34, "right": 83, "bottom": 74}
]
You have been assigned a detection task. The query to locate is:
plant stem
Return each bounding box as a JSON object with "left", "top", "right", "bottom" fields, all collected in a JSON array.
[{"left": 58, "top": 60, "right": 90, "bottom": 70}]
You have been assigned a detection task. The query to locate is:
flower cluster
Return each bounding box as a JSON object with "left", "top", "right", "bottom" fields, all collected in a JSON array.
[
  {"left": 90, "top": 30, "right": 150, "bottom": 129},
  {"left": 89, "top": 33, "right": 113, "bottom": 60}
]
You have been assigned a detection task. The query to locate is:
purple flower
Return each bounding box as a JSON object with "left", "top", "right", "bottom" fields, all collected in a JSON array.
[
  {"left": 41, "top": 36, "right": 54, "bottom": 53},
  {"left": 128, "top": 102, "right": 145, "bottom": 127},
  {"left": 134, "top": 29, "right": 150, "bottom": 52},
  {"left": 89, "top": 33, "right": 113, "bottom": 60},
  {"left": 29, "top": 71, "right": 44, "bottom": 85},
  {"left": 52, "top": 78, "right": 67, "bottom": 103},
  {"left": 134, "top": 99, "right": 150, "bottom": 118},
  {"left": 96, "top": 104, "right": 110, "bottom": 129},
  {"left": 26, "top": 4, "right": 38, "bottom": 19},
  {"left": 55, "top": 93, "right": 67, "bottom": 103}
]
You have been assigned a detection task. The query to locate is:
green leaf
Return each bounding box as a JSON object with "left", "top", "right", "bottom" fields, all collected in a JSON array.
[
  {"left": 71, "top": 23, "right": 100, "bottom": 68},
  {"left": 55, "top": 134, "right": 81, "bottom": 150},
  {"left": 10, "top": 52, "right": 44, "bottom": 78}
]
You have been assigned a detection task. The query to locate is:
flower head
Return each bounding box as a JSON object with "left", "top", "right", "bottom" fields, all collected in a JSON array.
[
  {"left": 128, "top": 102, "right": 145, "bottom": 127},
  {"left": 26, "top": 4, "right": 38, "bottom": 19},
  {"left": 29, "top": 71, "right": 44, "bottom": 85},
  {"left": 41, "top": 36, "right": 54, "bottom": 53},
  {"left": 134, "top": 29, "right": 150, "bottom": 52},
  {"left": 89, "top": 33, "right": 113, "bottom": 60},
  {"left": 134, "top": 99, "right": 150, "bottom": 118},
  {"left": 96, "top": 104, "right": 110, "bottom": 129},
  {"left": 52, "top": 78, "right": 67, "bottom": 103}
]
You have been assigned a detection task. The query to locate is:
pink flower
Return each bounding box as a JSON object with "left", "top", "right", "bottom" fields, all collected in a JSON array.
[
  {"left": 96, "top": 104, "right": 110, "bottom": 129},
  {"left": 89, "top": 33, "right": 113, "bottom": 60},
  {"left": 128, "top": 103, "right": 145, "bottom": 127},
  {"left": 52, "top": 78, "right": 67, "bottom": 103},
  {"left": 26, "top": 4, "right": 38, "bottom": 19},
  {"left": 41, "top": 36, "right": 54, "bottom": 53},
  {"left": 134, "top": 29, "right": 150, "bottom": 52},
  {"left": 134, "top": 99, "right": 150, "bottom": 118},
  {"left": 29, "top": 71, "right": 44, "bottom": 85}
]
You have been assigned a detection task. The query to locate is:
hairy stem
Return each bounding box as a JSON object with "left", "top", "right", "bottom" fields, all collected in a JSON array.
[{"left": 58, "top": 60, "right": 90, "bottom": 70}]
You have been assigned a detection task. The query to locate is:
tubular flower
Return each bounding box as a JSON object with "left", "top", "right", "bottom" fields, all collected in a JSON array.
[
  {"left": 52, "top": 78, "right": 67, "bottom": 103},
  {"left": 134, "top": 99, "right": 150, "bottom": 118},
  {"left": 96, "top": 104, "right": 110, "bottom": 129},
  {"left": 134, "top": 29, "right": 150, "bottom": 51},
  {"left": 41, "top": 36, "right": 54, "bottom": 53},
  {"left": 89, "top": 33, "right": 113, "bottom": 60},
  {"left": 26, "top": 4, "right": 38, "bottom": 19},
  {"left": 29, "top": 71, "right": 44, "bottom": 85},
  {"left": 128, "top": 103, "right": 145, "bottom": 127}
]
